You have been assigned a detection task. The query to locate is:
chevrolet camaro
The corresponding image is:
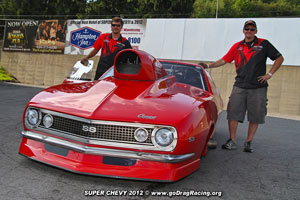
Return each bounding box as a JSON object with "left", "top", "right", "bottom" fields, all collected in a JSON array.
[{"left": 19, "top": 49, "right": 223, "bottom": 182}]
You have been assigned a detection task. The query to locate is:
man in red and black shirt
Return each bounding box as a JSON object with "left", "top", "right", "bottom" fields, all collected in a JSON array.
[
  {"left": 200, "top": 20, "right": 284, "bottom": 152},
  {"left": 81, "top": 17, "right": 132, "bottom": 80}
]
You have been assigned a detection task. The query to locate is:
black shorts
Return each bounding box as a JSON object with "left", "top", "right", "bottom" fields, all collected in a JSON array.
[{"left": 227, "top": 86, "right": 267, "bottom": 124}]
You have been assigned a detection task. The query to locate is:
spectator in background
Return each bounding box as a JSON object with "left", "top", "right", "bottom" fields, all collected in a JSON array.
[
  {"left": 43, "top": 24, "right": 50, "bottom": 40},
  {"left": 200, "top": 20, "right": 284, "bottom": 153},
  {"left": 50, "top": 22, "right": 57, "bottom": 41},
  {"left": 36, "top": 21, "right": 47, "bottom": 40},
  {"left": 81, "top": 17, "right": 132, "bottom": 80},
  {"left": 56, "top": 23, "right": 65, "bottom": 42}
]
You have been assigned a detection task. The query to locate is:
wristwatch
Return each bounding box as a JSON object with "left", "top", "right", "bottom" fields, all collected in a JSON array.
[{"left": 267, "top": 72, "right": 273, "bottom": 77}]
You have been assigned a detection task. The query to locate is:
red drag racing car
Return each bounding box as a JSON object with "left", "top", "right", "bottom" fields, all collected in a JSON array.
[{"left": 19, "top": 49, "right": 223, "bottom": 182}]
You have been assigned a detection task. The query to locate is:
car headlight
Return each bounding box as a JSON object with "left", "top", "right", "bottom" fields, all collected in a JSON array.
[
  {"left": 43, "top": 114, "right": 53, "bottom": 128},
  {"left": 154, "top": 128, "right": 174, "bottom": 147},
  {"left": 25, "top": 108, "right": 40, "bottom": 128},
  {"left": 134, "top": 128, "right": 149, "bottom": 142}
]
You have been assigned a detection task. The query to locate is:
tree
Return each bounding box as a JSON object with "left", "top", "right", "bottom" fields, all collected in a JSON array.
[
  {"left": 134, "top": 0, "right": 195, "bottom": 18},
  {"left": 85, "top": 0, "right": 139, "bottom": 18},
  {"left": 192, "top": 0, "right": 300, "bottom": 18},
  {"left": 192, "top": 0, "right": 219, "bottom": 18},
  {"left": 232, "top": 0, "right": 264, "bottom": 17},
  {"left": 1, "top": 0, "right": 299, "bottom": 19},
  {"left": 85, "top": 0, "right": 195, "bottom": 18},
  {"left": 0, "top": 0, "right": 87, "bottom": 19},
  {"left": 267, "top": 0, "right": 300, "bottom": 17},
  {"left": 192, "top": 0, "right": 238, "bottom": 18}
]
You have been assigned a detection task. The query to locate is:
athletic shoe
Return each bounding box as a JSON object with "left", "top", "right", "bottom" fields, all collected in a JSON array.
[
  {"left": 222, "top": 139, "right": 237, "bottom": 150},
  {"left": 244, "top": 141, "right": 254, "bottom": 153}
]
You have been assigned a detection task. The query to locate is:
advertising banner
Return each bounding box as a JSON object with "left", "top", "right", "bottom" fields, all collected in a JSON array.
[
  {"left": 64, "top": 19, "right": 146, "bottom": 55},
  {"left": 3, "top": 19, "right": 67, "bottom": 53},
  {"left": 3, "top": 20, "right": 37, "bottom": 52}
]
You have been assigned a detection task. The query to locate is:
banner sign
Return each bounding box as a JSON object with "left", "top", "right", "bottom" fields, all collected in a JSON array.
[
  {"left": 70, "top": 27, "right": 101, "bottom": 50},
  {"left": 3, "top": 19, "right": 67, "bottom": 53},
  {"left": 122, "top": 19, "right": 146, "bottom": 50},
  {"left": 3, "top": 20, "right": 37, "bottom": 52},
  {"left": 64, "top": 19, "right": 146, "bottom": 55}
]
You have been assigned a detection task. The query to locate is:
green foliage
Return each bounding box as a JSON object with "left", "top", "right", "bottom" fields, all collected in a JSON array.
[
  {"left": 267, "top": 0, "right": 300, "bottom": 17},
  {"left": 192, "top": 0, "right": 215, "bottom": 18},
  {"left": 232, "top": 0, "right": 264, "bottom": 17},
  {"left": 0, "top": 66, "right": 15, "bottom": 81},
  {"left": 85, "top": 0, "right": 139, "bottom": 18},
  {"left": 192, "top": 0, "right": 300, "bottom": 18},
  {"left": 192, "top": 0, "right": 242, "bottom": 18},
  {"left": 0, "top": 0, "right": 299, "bottom": 19},
  {"left": 0, "top": 0, "right": 87, "bottom": 19},
  {"left": 135, "top": 0, "right": 194, "bottom": 18},
  {"left": 84, "top": 0, "right": 194, "bottom": 18}
]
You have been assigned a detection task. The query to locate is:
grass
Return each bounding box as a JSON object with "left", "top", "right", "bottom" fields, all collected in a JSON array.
[{"left": 0, "top": 66, "right": 15, "bottom": 82}]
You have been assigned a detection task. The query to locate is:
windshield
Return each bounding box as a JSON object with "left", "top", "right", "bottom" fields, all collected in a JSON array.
[
  {"left": 161, "top": 62, "right": 208, "bottom": 91},
  {"left": 99, "top": 67, "right": 114, "bottom": 80},
  {"left": 99, "top": 62, "right": 208, "bottom": 91}
]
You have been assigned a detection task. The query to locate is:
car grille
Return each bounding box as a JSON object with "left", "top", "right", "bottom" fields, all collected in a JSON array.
[{"left": 39, "top": 113, "right": 153, "bottom": 144}]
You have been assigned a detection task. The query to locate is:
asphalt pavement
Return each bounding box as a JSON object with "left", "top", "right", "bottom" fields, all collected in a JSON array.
[{"left": 0, "top": 82, "right": 299, "bottom": 200}]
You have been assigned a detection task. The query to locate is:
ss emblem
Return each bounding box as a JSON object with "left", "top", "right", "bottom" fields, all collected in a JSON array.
[{"left": 82, "top": 125, "right": 96, "bottom": 133}]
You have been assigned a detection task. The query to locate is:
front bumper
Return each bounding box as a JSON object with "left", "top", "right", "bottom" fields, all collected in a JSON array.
[
  {"left": 19, "top": 131, "right": 200, "bottom": 182},
  {"left": 21, "top": 131, "right": 194, "bottom": 163}
]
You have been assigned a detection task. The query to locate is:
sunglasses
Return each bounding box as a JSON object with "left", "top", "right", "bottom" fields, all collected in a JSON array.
[
  {"left": 111, "top": 24, "right": 121, "bottom": 27},
  {"left": 244, "top": 28, "right": 256, "bottom": 31}
]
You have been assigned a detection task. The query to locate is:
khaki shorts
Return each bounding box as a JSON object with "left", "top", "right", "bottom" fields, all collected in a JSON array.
[{"left": 227, "top": 86, "right": 267, "bottom": 124}]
